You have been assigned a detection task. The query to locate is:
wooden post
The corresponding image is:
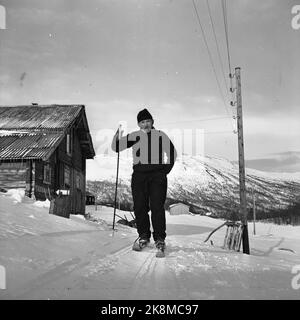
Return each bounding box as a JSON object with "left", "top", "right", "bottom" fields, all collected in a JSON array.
[
  {"left": 235, "top": 67, "right": 250, "bottom": 254},
  {"left": 252, "top": 188, "right": 256, "bottom": 235}
]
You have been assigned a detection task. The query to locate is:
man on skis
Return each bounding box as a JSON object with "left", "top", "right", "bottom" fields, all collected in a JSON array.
[{"left": 111, "top": 108, "right": 177, "bottom": 257}]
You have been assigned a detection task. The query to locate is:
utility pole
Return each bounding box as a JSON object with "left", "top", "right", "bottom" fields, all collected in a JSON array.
[
  {"left": 252, "top": 188, "right": 256, "bottom": 235},
  {"left": 233, "top": 67, "right": 250, "bottom": 254}
]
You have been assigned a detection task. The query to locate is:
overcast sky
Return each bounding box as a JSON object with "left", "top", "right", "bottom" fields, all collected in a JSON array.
[{"left": 0, "top": 0, "right": 299, "bottom": 172}]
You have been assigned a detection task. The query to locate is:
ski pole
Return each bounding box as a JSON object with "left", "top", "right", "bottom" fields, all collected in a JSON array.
[{"left": 112, "top": 124, "right": 122, "bottom": 230}]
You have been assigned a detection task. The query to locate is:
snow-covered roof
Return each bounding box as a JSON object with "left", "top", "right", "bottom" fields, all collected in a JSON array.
[
  {"left": 0, "top": 131, "right": 65, "bottom": 160},
  {"left": 0, "top": 104, "right": 82, "bottom": 130},
  {"left": 0, "top": 104, "right": 95, "bottom": 159}
]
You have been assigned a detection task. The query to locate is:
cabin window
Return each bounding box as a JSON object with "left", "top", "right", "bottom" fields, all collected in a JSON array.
[
  {"left": 66, "top": 133, "right": 71, "bottom": 156},
  {"left": 64, "top": 165, "right": 70, "bottom": 187},
  {"left": 43, "top": 164, "right": 51, "bottom": 184}
]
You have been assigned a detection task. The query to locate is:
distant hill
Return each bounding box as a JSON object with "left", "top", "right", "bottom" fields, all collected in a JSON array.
[{"left": 87, "top": 154, "right": 300, "bottom": 220}]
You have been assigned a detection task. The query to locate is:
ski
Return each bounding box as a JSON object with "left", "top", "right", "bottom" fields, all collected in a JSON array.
[
  {"left": 132, "top": 238, "right": 166, "bottom": 257},
  {"left": 132, "top": 239, "right": 149, "bottom": 252},
  {"left": 155, "top": 247, "right": 165, "bottom": 258},
  {"left": 155, "top": 241, "right": 166, "bottom": 258}
]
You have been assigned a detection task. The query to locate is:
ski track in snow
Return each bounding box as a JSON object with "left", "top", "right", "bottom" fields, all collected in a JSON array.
[
  {"left": 83, "top": 244, "right": 133, "bottom": 277},
  {"left": 129, "top": 249, "right": 157, "bottom": 298},
  {"left": 1, "top": 191, "right": 300, "bottom": 299}
]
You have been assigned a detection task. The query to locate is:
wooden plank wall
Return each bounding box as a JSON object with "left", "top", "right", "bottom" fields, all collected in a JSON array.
[
  {"left": 34, "top": 156, "right": 56, "bottom": 201},
  {"left": 0, "top": 161, "right": 27, "bottom": 189}
]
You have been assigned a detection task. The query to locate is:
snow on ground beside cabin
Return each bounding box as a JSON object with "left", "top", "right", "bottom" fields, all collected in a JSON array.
[{"left": 1, "top": 191, "right": 300, "bottom": 300}]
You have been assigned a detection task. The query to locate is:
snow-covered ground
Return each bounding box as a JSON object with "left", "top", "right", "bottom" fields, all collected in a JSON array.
[{"left": 1, "top": 190, "right": 300, "bottom": 300}]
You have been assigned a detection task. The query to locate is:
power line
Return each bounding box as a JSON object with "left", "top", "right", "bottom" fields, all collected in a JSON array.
[
  {"left": 206, "top": 0, "right": 237, "bottom": 128},
  {"left": 204, "top": 130, "right": 235, "bottom": 134},
  {"left": 221, "top": 0, "right": 237, "bottom": 127},
  {"left": 222, "top": 0, "right": 233, "bottom": 91},
  {"left": 192, "top": 0, "right": 235, "bottom": 132},
  {"left": 160, "top": 116, "right": 232, "bottom": 126},
  {"left": 206, "top": 0, "right": 228, "bottom": 96}
]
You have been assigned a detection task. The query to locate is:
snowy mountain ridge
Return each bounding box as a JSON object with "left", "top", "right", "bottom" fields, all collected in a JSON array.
[{"left": 87, "top": 154, "right": 300, "bottom": 217}]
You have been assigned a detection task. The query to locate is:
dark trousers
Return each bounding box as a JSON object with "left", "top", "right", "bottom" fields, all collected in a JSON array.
[{"left": 131, "top": 170, "right": 167, "bottom": 241}]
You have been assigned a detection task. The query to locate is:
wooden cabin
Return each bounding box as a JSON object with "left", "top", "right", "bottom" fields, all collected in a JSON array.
[
  {"left": 0, "top": 104, "right": 95, "bottom": 217},
  {"left": 86, "top": 190, "right": 95, "bottom": 205}
]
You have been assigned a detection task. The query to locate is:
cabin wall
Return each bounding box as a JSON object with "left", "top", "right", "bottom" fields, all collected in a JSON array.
[
  {"left": 0, "top": 161, "right": 27, "bottom": 190},
  {"left": 72, "top": 129, "right": 86, "bottom": 215},
  {"left": 33, "top": 154, "right": 56, "bottom": 201},
  {"left": 55, "top": 128, "right": 86, "bottom": 215}
]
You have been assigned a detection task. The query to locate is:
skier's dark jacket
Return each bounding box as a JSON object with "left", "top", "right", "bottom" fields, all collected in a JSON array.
[{"left": 111, "top": 126, "right": 177, "bottom": 175}]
